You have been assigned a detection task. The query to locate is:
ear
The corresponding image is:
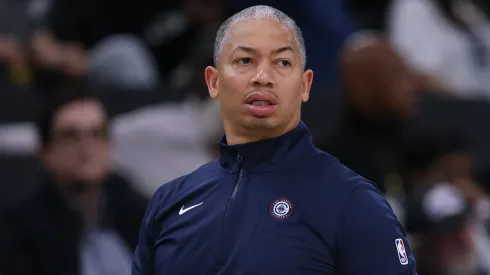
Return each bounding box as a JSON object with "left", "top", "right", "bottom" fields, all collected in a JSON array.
[
  {"left": 301, "top": 69, "right": 314, "bottom": 103},
  {"left": 205, "top": 66, "right": 220, "bottom": 99}
]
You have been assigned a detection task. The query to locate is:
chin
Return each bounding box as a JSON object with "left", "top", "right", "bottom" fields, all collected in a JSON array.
[{"left": 243, "top": 116, "right": 277, "bottom": 130}]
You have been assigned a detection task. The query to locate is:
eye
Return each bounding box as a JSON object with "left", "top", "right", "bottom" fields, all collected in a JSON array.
[
  {"left": 235, "top": 57, "right": 253, "bottom": 65},
  {"left": 276, "top": 59, "right": 292, "bottom": 67}
]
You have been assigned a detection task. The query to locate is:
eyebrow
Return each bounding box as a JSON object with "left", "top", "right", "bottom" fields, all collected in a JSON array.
[{"left": 231, "top": 46, "right": 295, "bottom": 55}]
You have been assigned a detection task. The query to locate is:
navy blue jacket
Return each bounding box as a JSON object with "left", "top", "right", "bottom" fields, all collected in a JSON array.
[{"left": 132, "top": 122, "right": 417, "bottom": 274}]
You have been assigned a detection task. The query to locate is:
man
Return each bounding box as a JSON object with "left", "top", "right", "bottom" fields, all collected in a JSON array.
[
  {"left": 0, "top": 79, "right": 149, "bottom": 275},
  {"left": 132, "top": 5, "right": 417, "bottom": 274}
]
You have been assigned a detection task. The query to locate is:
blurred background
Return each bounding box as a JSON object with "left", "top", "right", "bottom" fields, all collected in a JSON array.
[{"left": 0, "top": 0, "right": 490, "bottom": 274}]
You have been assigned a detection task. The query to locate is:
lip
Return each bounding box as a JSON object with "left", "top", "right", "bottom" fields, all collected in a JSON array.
[
  {"left": 244, "top": 92, "right": 278, "bottom": 117},
  {"left": 244, "top": 92, "right": 278, "bottom": 105}
]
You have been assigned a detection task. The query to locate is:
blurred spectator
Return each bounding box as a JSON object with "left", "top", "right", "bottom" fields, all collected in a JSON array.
[
  {"left": 0, "top": 35, "right": 23, "bottom": 68},
  {"left": 405, "top": 183, "right": 487, "bottom": 275},
  {"left": 100, "top": 57, "right": 223, "bottom": 196},
  {"left": 319, "top": 37, "right": 422, "bottom": 192},
  {"left": 0, "top": 0, "right": 49, "bottom": 86},
  {"left": 29, "top": 0, "right": 225, "bottom": 90},
  {"left": 0, "top": 79, "right": 148, "bottom": 275},
  {"left": 399, "top": 128, "right": 485, "bottom": 204},
  {"left": 389, "top": 0, "right": 490, "bottom": 99},
  {"left": 0, "top": 60, "right": 223, "bottom": 197}
]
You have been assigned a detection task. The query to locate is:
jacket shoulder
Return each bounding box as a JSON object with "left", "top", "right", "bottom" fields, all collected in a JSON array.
[
  {"left": 301, "top": 150, "right": 381, "bottom": 224},
  {"left": 311, "top": 149, "right": 375, "bottom": 195}
]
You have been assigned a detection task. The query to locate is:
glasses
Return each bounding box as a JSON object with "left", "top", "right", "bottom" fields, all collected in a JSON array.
[{"left": 51, "top": 125, "right": 109, "bottom": 146}]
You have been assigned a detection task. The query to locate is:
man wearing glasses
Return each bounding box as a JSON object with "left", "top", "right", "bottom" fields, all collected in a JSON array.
[{"left": 0, "top": 80, "right": 149, "bottom": 275}]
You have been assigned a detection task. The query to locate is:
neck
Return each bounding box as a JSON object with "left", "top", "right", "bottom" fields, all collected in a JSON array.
[
  {"left": 75, "top": 185, "right": 102, "bottom": 227},
  {"left": 55, "top": 179, "right": 102, "bottom": 226}
]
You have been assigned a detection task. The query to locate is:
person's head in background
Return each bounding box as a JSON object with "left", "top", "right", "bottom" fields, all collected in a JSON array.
[
  {"left": 406, "top": 183, "right": 479, "bottom": 275},
  {"left": 339, "top": 35, "right": 422, "bottom": 123},
  {"left": 205, "top": 5, "right": 313, "bottom": 145},
  {"left": 36, "top": 78, "right": 111, "bottom": 189}
]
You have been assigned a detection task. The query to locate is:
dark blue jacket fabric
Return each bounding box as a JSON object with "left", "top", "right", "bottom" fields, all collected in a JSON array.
[{"left": 132, "top": 121, "right": 417, "bottom": 275}]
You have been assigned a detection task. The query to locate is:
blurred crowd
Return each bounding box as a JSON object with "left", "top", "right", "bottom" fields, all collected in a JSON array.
[{"left": 0, "top": 0, "right": 489, "bottom": 274}]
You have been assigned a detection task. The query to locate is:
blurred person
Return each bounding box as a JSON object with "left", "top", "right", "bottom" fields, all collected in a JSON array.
[
  {"left": 0, "top": 35, "right": 22, "bottom": 67},
  {"left": 318, "top": 37, "right": 423, "bottom": 192},
  {"left": 405, "top": 183, "right": 487, "bottom": 275},
  {"left": 109, "top": 57, "right": 223, "bottom": 197},
  {"left": 399, "top": 128, "right": 485, "bottom": 204},
  {"left": 389, "top": 0, "right": 490, "bottom": 99},
  {"left": 0, "top": 79, "right": 149, "bottom": 275},
  {"left": 0, "top": 59, "right": 224, "bottom": 198},
  {"left": 0, "top": 0, "right": 50, "bottom": 86},
  {"left": 133, "top": 5, "right": 416, "bottom": 275},
  {"left": 0, "top": 35, "right": 32, "bottom": 86},
  {"left": 400, "top": 130, "right": 490, "bottom": 274},
  {"left": 29, "top": 0, "right": 225, "bottom": 90}
]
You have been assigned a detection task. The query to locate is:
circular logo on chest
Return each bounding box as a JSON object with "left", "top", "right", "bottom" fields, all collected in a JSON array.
[{"left": 270, "top": 198, "right": 294, "bottom": 220}]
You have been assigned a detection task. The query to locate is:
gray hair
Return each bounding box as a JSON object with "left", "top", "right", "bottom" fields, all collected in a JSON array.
[{"left": 213, "top": 5, "right": 306, "bottom": 69}]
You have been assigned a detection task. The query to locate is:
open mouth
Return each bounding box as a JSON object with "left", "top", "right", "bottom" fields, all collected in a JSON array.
[
  {"left": 249, "top": 100, "right": 273, "bottom": 106},
  {"left": 245, "top": 93, "right": 277, "bottom": 106}
]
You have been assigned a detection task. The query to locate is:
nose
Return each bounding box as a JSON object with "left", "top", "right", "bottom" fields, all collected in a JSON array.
[{"left": 250, "top": 62, "right": 274, "bottom": 88}]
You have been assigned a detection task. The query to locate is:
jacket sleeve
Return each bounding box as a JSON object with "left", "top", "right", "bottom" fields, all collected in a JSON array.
[
  {"left": 132, "top": 185, "right": 166, "bottom": 275},
  {"left": 337, "top": 183, "right": 418, "bottom": 274}
]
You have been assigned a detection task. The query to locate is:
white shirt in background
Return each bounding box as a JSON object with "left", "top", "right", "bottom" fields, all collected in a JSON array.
[{"left": 388, "top": 0, "right": 490, "bottom": 99}]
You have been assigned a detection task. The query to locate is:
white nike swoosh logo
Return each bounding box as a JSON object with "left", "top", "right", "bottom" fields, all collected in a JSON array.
[{"left": 179, "top": 202, "right": 203, "bottom": 215}]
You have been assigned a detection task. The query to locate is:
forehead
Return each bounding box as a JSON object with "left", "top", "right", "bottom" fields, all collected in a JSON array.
[
  {"left": 53, "top": 99, "right": 106, "bottom": 129},
  {"left": 226, "top": 19, "right": 297, "bottom": 52}
]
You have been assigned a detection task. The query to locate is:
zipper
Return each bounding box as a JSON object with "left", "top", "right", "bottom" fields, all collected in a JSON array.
[
  {"left": 231, "top": 153, "right": 243, "bottom": 200},
  {"left": 215, "top": 153, "right": 244, "bottom": 267}
]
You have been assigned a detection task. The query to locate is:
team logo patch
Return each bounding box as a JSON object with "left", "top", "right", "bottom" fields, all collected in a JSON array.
[
  {"left": 395, "top": 238, "right": 409, "bottom": 265},
  {"left": 270, "top": 198, "right": 294, "bottom": 220}
]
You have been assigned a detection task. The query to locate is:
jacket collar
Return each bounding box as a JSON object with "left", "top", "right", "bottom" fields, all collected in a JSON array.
[{"left": 218, "top": 121, "right": 314, "bottom": 172}]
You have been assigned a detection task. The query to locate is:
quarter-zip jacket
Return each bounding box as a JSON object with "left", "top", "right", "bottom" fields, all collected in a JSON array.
[{"left": 132, "top": 121, "right": 417, "bottom": 275}]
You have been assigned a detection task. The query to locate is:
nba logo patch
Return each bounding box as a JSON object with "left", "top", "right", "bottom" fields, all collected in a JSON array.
[{"left": 395, "top": 238, "right": 408, "bottom": 265}]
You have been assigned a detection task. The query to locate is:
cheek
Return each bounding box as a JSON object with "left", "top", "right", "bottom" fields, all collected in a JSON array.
[
  {"left": 44, "top": 150, "right": 76, "bottom": 173},
  {"left": 94, "top": 147, "right": 111, "bottom": 164},
  {"left": 219, "top": 76, "right": 249, "bottom": 103},
  {"left": 280, "top": 84, "right": 303, "bottom": 106}
]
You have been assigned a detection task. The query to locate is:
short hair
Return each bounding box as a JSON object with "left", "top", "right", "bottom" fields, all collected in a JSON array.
[
  {"left": 213, "top": 5, "right": 306, "bottom": 69},
  {"left": 36, "top": 78, "right": 104, "bottom": 147}
]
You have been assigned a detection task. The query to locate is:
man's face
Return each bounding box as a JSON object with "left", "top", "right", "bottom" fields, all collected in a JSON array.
[
  {"left": 41, "top": 99, "right": 111, "bottom": 185},
  {"left": 205, "top": 19, "right": 313, "bottom": 140}
]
